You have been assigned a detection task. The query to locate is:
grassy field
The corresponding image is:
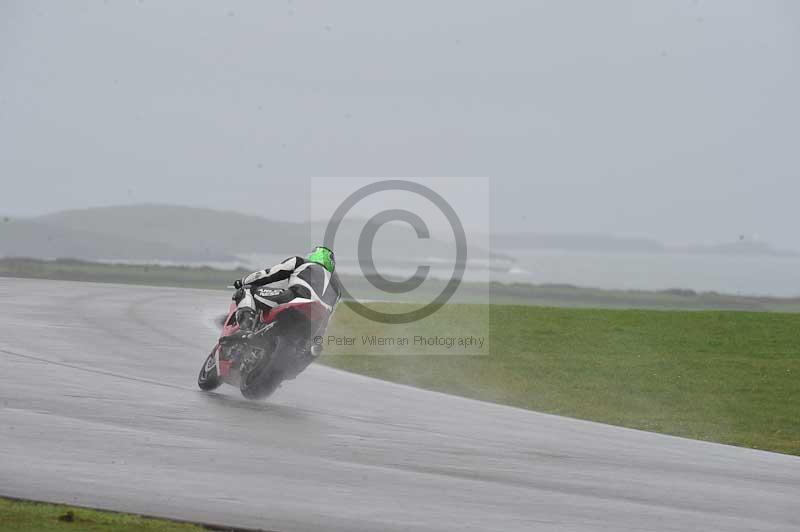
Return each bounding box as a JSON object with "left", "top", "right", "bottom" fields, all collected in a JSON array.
[
  {"left": 0, "top": 498, "right": 204, "bottom": 532},
  {"left": 323, "top": 303, "right": 800, "bottom": 455}
]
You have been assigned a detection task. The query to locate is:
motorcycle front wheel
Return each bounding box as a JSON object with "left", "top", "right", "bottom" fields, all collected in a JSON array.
[{"left": 197, "top": 345, "right": 223, "bottom": 391}]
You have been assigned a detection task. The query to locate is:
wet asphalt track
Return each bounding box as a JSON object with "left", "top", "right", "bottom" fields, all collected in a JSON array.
[{"left": 0, "top": 278, "right": 799, "bottom": 531}]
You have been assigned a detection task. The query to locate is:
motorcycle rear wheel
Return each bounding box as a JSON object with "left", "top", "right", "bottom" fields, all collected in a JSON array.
[{"left": 239, "top": 349, "right": 283, "bottom": 400}]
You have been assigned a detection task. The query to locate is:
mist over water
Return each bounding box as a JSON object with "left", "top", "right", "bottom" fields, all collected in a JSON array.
[{"left": 503, "top": 250, "right": 800, "bottom": 298}]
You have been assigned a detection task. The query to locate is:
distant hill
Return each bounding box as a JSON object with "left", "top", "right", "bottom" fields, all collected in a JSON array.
[
  {"left": 0, "top": 217, "right": 227, "bottom": 262},
  {"left": 38, "top": 204, "right": 308, "bottom": 257},
  {"left": 0, "top": 204, "right": 466, "bottom": 264},
  {"left": 1, "top": 205, "right": 304, "bottom": 262}
]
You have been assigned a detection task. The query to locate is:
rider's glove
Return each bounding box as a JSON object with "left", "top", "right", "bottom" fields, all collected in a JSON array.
[{"left": 233, "top": 279, "right": 243, "bottom": 290}]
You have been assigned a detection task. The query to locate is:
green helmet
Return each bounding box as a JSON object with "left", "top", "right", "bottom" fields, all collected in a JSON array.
[{"left": 307, "top": 246, "right": 335, "bottom": 273}]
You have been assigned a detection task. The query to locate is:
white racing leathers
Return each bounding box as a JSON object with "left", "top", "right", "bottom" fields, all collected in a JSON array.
[{"left": 238, "top": 256, "right": 340, "bottom": 317}]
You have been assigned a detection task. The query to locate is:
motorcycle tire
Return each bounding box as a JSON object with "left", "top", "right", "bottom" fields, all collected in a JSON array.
[
  {"left": 239, "top": 349, "right": 283, "bottom": 400},
  {"left": 198, "top": 345, "right": 223, "bottom": 391}
]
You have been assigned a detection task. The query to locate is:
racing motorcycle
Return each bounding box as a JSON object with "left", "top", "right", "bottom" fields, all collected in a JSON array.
[{"left": 197, "top": 292, "right": 327, "bottom": 399}]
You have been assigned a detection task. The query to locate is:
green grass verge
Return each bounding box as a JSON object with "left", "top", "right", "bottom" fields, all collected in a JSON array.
[
  {"left": 323, "top": 303, "right": 800, "bottom": 455},
  {"left": 0, "top": 498, "right": 205, "bottom": 532}
]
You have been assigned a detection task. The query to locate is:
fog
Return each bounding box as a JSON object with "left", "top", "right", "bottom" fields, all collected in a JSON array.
[{"left": 1, "top": 0, "right": 799, "bottom": 249}]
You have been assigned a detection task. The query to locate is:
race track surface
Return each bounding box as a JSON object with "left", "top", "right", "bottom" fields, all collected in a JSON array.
[{"left": 1, "top": 279, "right": 798, "bottom": 531}]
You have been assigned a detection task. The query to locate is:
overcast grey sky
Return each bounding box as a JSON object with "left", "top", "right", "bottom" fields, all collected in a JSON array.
[{"left": 1, "top": 0, "right": 798, "bottom": 248}]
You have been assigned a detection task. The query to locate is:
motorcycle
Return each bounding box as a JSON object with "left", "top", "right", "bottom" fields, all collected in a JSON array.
[{"left": 198, "top": 290, "right": 328, "bottom": 399}]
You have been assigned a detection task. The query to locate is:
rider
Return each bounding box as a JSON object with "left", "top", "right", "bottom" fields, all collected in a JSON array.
[{"left": 221, "top": 246, "right": 340, "bottom": 373}]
